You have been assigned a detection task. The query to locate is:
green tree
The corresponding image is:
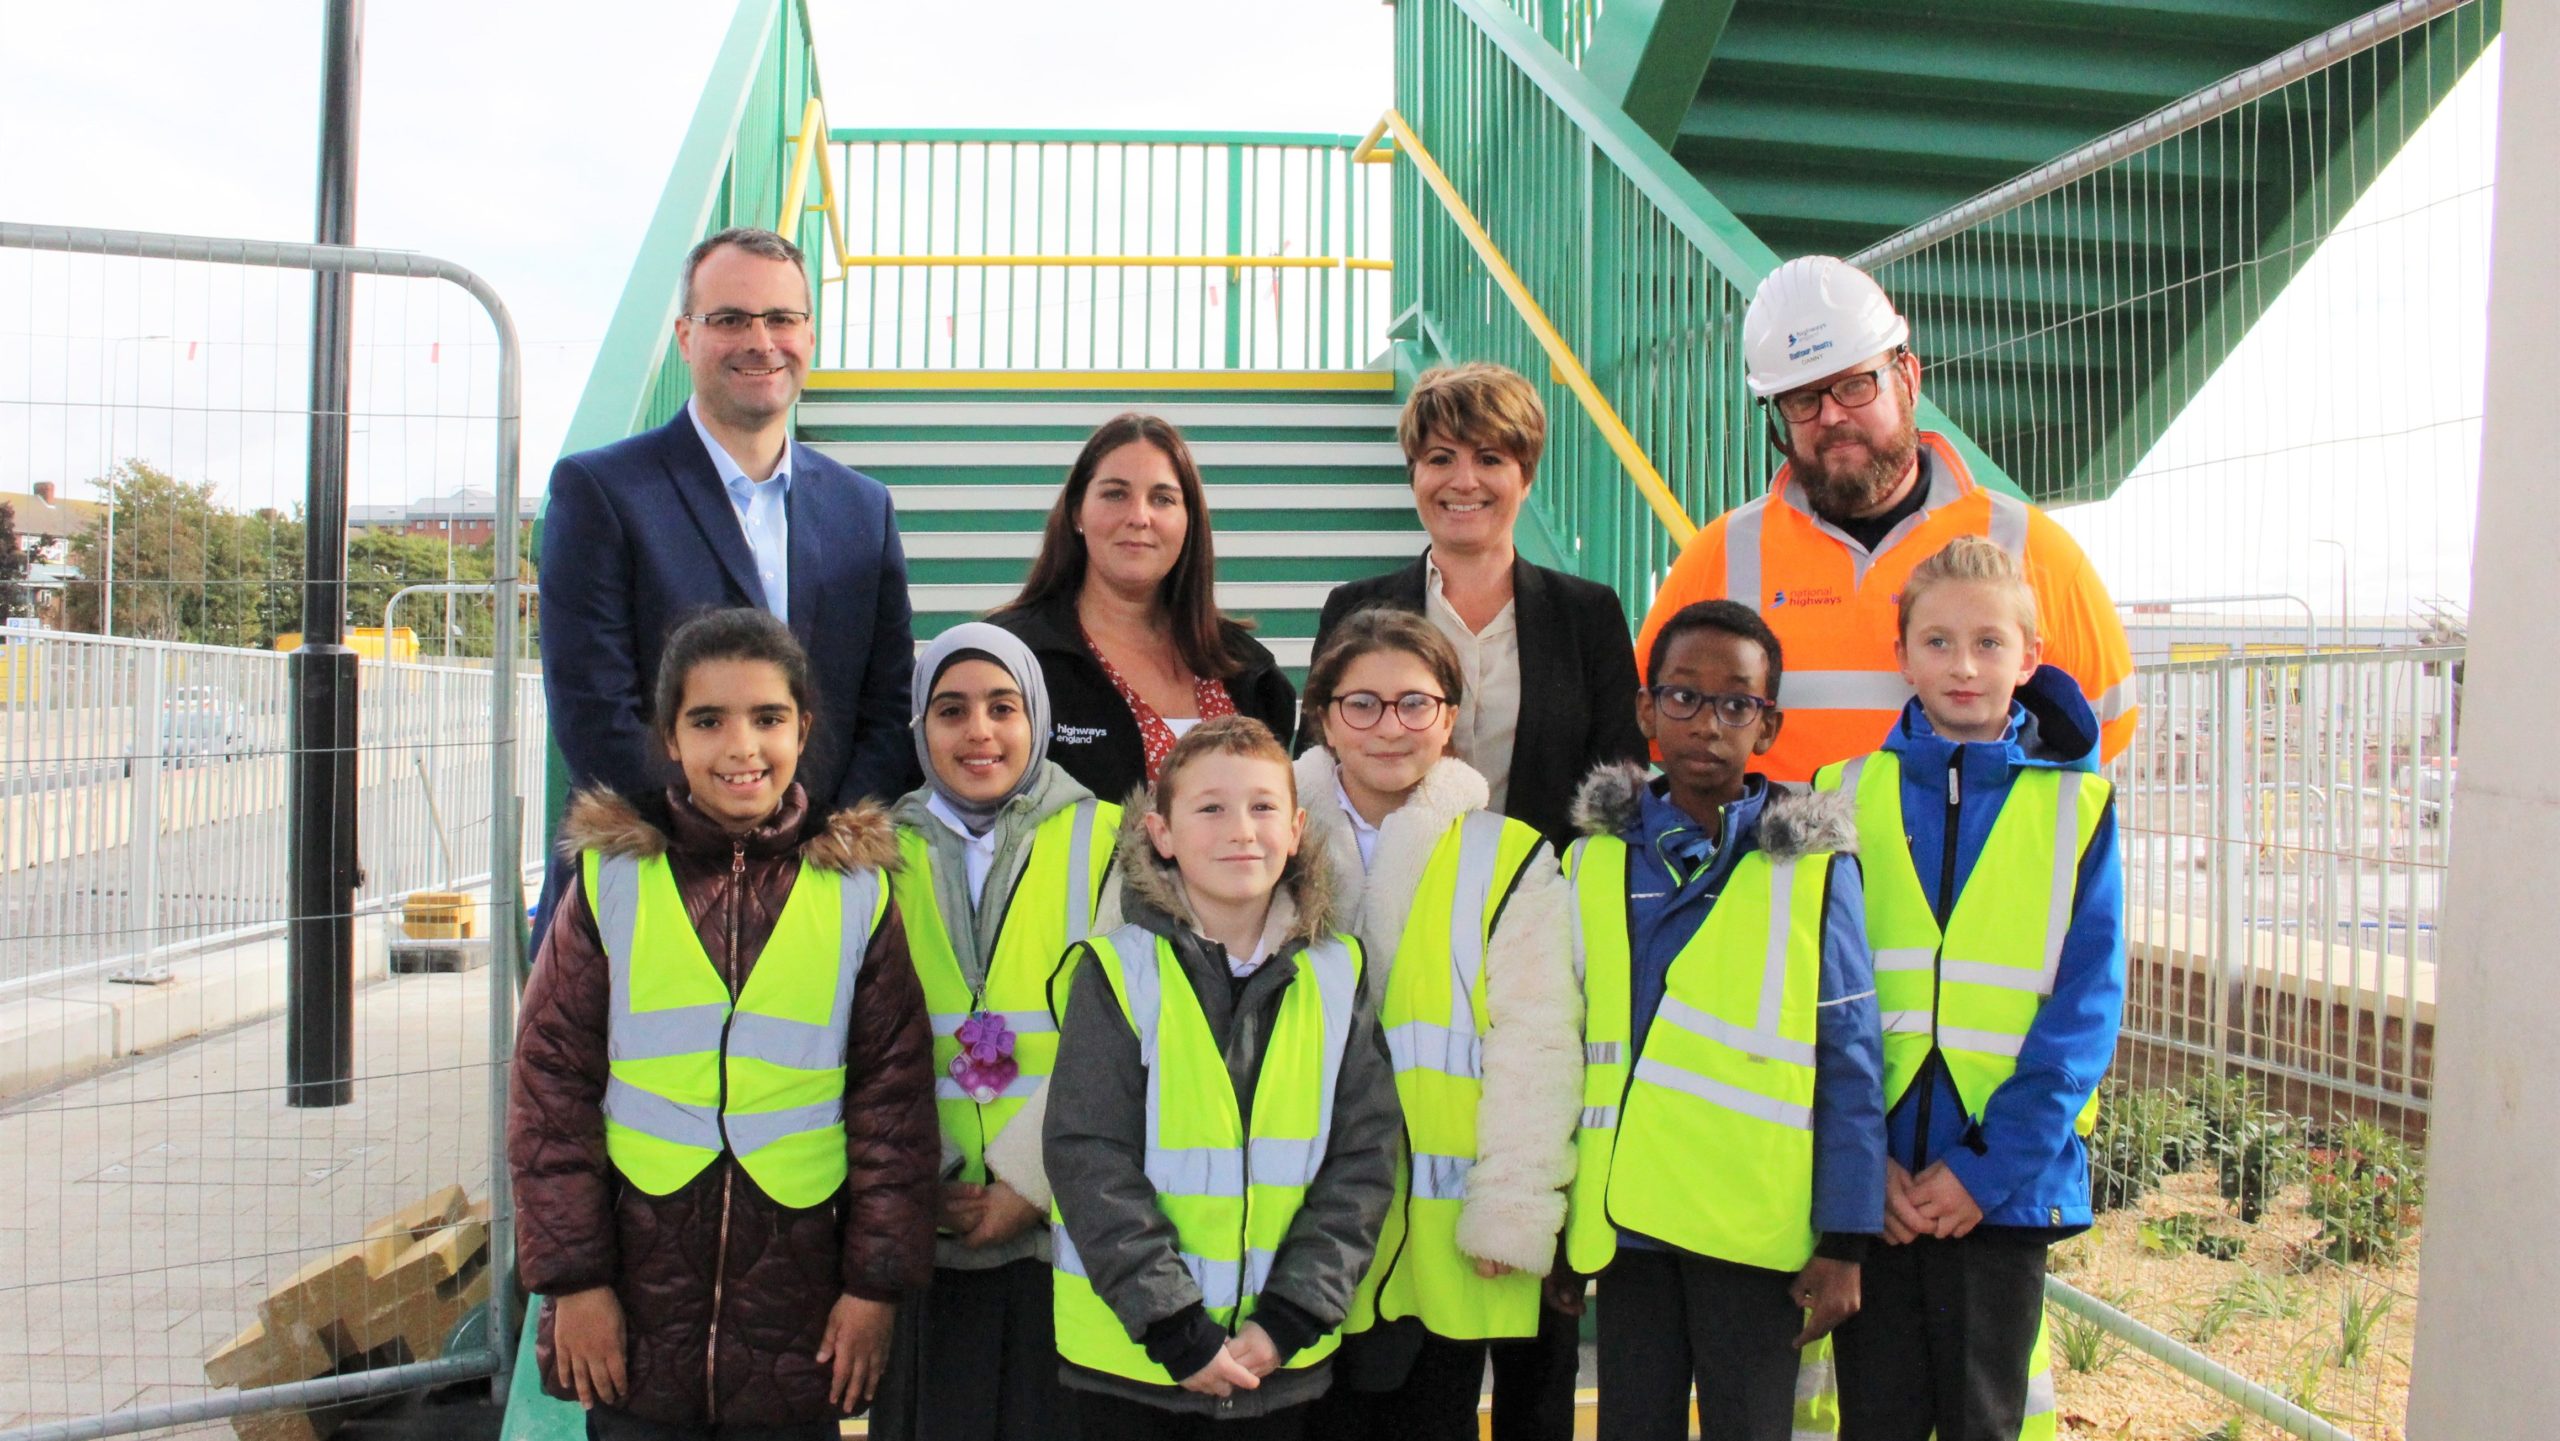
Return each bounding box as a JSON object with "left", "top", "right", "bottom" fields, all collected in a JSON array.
[
  {"left": 0, "top": 500, "right": 27, "bottom": 620},
  {"left": 61, "top": 460, "right": 247, "bottom": 642},
  {"left": 348, "top": 530, "right": 535, "bottom": 658}
]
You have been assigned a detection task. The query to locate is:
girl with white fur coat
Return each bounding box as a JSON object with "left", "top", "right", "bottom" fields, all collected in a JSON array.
[{"left": 1295, "top": 608, "right": 1585, "bottom": 1441}]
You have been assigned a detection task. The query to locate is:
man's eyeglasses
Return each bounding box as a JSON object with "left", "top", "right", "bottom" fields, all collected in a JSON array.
[
  {"left": 684, "top": 309, "right": 811, "bottom": 336},
  {"left": 1328, "top": 690, "right": 1451, "bottom": 732},
  {"left": 1646, "top": 686, "right": 1777, "bottom": 728},
  {"left": 1769, "top": 349, "right": 1906, "bottom": 424}
]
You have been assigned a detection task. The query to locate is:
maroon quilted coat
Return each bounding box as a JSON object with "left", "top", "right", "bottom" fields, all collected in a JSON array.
[{"left": 509, "top": 785, "right": 937, "bottom": 1426}]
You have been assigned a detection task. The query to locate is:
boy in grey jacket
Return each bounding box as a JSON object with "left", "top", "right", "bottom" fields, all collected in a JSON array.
[{"left": 1045, "top": 717, "right": 1399, "bottom": 1436}]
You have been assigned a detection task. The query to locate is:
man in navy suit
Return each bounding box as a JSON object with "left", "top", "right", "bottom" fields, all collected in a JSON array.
[{"left": 538, "top": 226, "right": 916, "bottom": 903}]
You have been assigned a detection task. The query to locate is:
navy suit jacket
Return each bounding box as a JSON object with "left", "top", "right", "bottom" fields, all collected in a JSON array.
[{"left": 539, "top": 412, "right": 918, "bottom": 817}]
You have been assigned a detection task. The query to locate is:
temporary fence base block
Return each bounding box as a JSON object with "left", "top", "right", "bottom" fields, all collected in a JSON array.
[{"left": 390, "top": 940, "right": 490, "bottom": 975}]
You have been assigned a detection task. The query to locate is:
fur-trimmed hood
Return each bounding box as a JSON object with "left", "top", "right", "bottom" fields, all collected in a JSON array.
[
  {"left": 557, "top": 784, "right": 900, "bottom": 875},
  {"left": 1568, "top": 763, "right": 1858, "bottom": 862},
  {"left": 1111, "top": 787, "right": 1347, "bottom": 951},
  {"left": 1294, "top": 747, "right": 1490, "bottom": 995}
]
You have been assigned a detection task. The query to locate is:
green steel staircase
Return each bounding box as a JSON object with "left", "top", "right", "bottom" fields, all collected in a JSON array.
[{"left": 794, "top": 375, "right": 1417, "bottom": 683}]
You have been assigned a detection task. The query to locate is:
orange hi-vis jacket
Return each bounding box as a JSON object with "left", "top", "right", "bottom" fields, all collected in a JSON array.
[{"left": 1637, "top": 434, "right": 2136, "bottom": 783}]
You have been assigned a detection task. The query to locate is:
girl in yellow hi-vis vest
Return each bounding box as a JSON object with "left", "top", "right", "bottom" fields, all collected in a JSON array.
[
  {"left": 510, "top": 608, "right": 939, "bottom": 1441},
  {"left": 1819, "top": 537, "right": 2124, "bottom": 1441},
  {"left": 869, "top": 623, "right": 1121, "bottom": 1441},
  {"left": 1288, "top": 608, "right": 1583, "bottom": 1441},
  {"left": 1044, "top": 716, "right": 1401, "bottom": 1438}
]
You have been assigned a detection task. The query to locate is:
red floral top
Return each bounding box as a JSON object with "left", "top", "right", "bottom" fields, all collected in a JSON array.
[{"left": 1083, "top": 627, "right": 1237, "bottom": 784}]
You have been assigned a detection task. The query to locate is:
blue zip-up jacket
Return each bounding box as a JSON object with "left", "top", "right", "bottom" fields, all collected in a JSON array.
[
  {"left": 1572, "top": 768, "right": 1887, "bottom": 1263},
  {"left": 1867, "top": 663, "right": 2126, "bottom": 1234}
]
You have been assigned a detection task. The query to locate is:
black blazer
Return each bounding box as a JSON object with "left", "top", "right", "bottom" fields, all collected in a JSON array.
[
  {"left": 1309, "top": 551, "right": 1647, "bottom": 844},
  {"left": 989, "top": 592, "right": 1299, "bottom": 805}
]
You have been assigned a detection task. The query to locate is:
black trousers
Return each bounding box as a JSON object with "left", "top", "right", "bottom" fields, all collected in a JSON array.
[
  {"left": 870, "top": 1259, "right": 1075, "bottom": 1441},
  {"left": 584, "top": 1408, "right": 836, "bottom": 1441},
  {"left": 1073, "top": 1391, "right": 1306, "bottom": 1439},
  {"left": 1596, "top": 1249, "right": 1801, "bottom": 1441},
  {"left": 1306, "top": 1300, "right": 1580, "bottom": 1441},
  {"left": 1832, "top": 1230, "right": 2048, "bottom": 1441}
]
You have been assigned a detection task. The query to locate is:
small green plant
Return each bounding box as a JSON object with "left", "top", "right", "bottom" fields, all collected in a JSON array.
[
  {"left": 2090, "top": 1081, "right": 2182, "bottom": 1211},
  {"left": 2229, "top": 1269, "right": 2306, "bottom": 1321},
  {"left": 2305, "top": 1120, "right": 2426, "bottom": 1263},
  {"left": 2212, "top": 1101, "right": 2305, "bottom": 1224},
  {"left": 2333, "top": 1281, "right": 2400, "bottom": 1368},
  {"left": 2274, "top": 1342, "right": 2341, "bottom": 1423},
  {"left": 2187, "top": 1420, "right": 2248, "bottom": 1441},
  {"left": 2139, "top": 1211, "right": 2247, "bottom": 1260},
  {"left": 2185, "top": 1285, "right": 2247, "bottom": 1345},
  {"left": 2050, "top": 1300, "right": 2127, "bottom": 1374}
]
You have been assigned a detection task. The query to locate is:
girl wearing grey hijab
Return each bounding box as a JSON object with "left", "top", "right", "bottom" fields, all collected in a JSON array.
[{"left": 875, "top": 622, "right": 1120, "bottom": 1440}]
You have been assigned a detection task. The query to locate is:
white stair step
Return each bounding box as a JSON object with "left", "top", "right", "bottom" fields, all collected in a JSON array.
[
  {"left": 814, "top": 439, "right": 1407, "bottom": 469},
  {"left": 892, "top": 482, "right": 1415, "bottom": 514},
  {"left": 912, "top": 579, "right": 1339, "bottom": 615},
  {"left": 911, "top": 634, "right": 1314, "bottom": 668},
  {"left": 905, "top": 530, "right": 1420, "bottom": 561},
  {"left": 802, "top": 400, "right": 1401, "bottom": 430}
]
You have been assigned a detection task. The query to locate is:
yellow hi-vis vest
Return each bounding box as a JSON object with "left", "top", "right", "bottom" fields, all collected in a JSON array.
[
  {"left": 1346, "top": 811, "right": 1548, "bottom": 1342},
  {"left": 1812, "top": 752, "right": 2108, "bottom": 1133},
  {"left": 1562, "top": 833, "right": 1835, "bottom": 1276},
  {"left": 1052, "top": 924, "right": 1365, "bottom": 1385},
  {"left": 892, "top": 798, "right": 1117, "bottom": 1184},
  {"left": 585, "top": 848, "right": 888, "bottom": 1211}
]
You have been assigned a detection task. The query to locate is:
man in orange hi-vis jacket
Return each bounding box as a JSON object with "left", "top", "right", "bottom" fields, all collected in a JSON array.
[{"left": 1637, "top": 256, "right": 2135, "bottom": 783}]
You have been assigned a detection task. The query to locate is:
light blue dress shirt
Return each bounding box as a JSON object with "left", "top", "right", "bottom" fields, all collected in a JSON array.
[{"left": 687, "top": 397, "right": 793, "bottom": 623}]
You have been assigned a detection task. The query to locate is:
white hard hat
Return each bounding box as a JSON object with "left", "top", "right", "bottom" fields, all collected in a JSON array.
[{"left": 1742, "top": 256, "right": 1911, "bottom": 399}]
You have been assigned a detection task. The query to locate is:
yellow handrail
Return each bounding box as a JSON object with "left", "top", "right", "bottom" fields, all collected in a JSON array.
[
  {"left": 1353, "top": 112, "right": 1697, "bottom": 546},
  {"left": 779, "top": 98, "right": 853, "bottom": 273}
]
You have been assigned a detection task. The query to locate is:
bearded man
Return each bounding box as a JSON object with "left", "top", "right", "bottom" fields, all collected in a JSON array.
[{"left": 1636, "top": 256, "right": 2135, "bottom": 781}]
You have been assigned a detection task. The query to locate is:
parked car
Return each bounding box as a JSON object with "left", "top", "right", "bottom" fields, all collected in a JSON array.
[{"left": 156, "top": 684, "right": 253, "bottom": 759}]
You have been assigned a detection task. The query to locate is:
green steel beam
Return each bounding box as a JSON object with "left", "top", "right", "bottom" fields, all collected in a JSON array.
[
  {"left": 1580, "top": 0, "right": 1736, "bottom": 149},
  {"left": 828, "top": 127, "right": 1366, "bottom": 148}
]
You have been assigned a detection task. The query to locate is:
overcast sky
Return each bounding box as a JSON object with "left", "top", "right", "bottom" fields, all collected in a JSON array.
[
  {"left": 0, "top": 1, "right": 2498, "bottom": 623},
  {"left": 0, "top": 0, "right": 1395, "bottom": 512}
]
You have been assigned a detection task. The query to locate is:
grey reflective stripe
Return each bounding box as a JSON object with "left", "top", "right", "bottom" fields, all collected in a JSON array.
[
  {"left": 595, "top": 853, "right": 730, "bottom": 1063},
  {"left": 1102, "top": 925, "right": 1166, "bottom": 1067},
  {"left": 2093, "top": 674, "right": 2137, "bottom": 724},
  {"left": 1411, "top": 1151, "right": 1473, "bottom": 1201},
  {"left": 602, "top": 1075, "right": 724, "bottom": 1152},
  {"left": 1240, "top": 1247, "right": 1280, "bottom": 1300},
  {"left": 1584, "top": 1041, "right": 1622, "bottom": 1065},
  {"left": 1793, "top": 1350, "right": 1833, "bottom": 1404},
  {"left": 1722, "top": 496, "right": 1768, "bottom": 606},
  {"left": 728, "top": 1012, "right": 845, "bottom": 1071},
  {"left": 2025, "top": 1365, "right": 2056, "bottom": 1415},
  {"left": 726, "top": 1097, "right": 845, "bottom": 1156},
  {"left": 1757, "top": 858, "right": 1797, "bottom": 1036},
  {"left": 1655, "top": 994, "right": 1817, "bottom": 1068},
  {"left": 1874, "top": 947, "right": 1935, "bottom": 972},
  {"left": 1299, "top": 937, "right": 1361, "bottom": 1190},
  {"left": 936, "top": 1072, "right": 1051, "bottom": 1102},
  {"left": 929, "top": 1008, "right": 1058, "bottom": 1036},
  {"left": 1250, "top": 1136, "right": 1321, "bottom": 1187},
  {"left": 1565, "top": 839, "right": 1591, "bottom": 982},
  {"left": 1880, "top": 1010, "right": 1935, "bottom": 1035},
  {"left": 1632, "top": 1056, "right": 1815, "bottom": 1132},
  {"left": 2043, "top": 772, "right": 2083, "bottom": 989},
  {"left": 834, "top": 868, "right": 879, "bottom": 1034},
  {"left": 1054, "top": 1223, "right": 1089, "bottom": 1276},
  {"left": 1835, "top": 754, "right": 1868, "bottom": 795},
  {"left": 1778, "top": 670, "right": 1915, "bottom": 714},
  {"left": 611, "top": 1003, "right": 730, "bottom": 1062},
  {"left": 1580, "top": 1106, "right": 1618, "bottom": 1130},
  {"left": 1985, "top": 488, "right": 2030, "bottom": 560},
  {"left": 1938, "top": 1025, "right": 2027, "bottom": 1058},
  {"left": 1064, "top": 800, "right": 1101, "bottom": 944},
  {"left": 1387, "top": 1020, "right": 1482, "bottom": 1080},
  {"left": 1939, "top": 959, "right": 2051, "bottom": 996},
  {"left": 1184, "top": 1253, "right": 1245, "bottom": 1312},
  {"left": 1442, "top": 811, "right": 1507, "bottom": 1044},
  {"left": 1149, "top": 1146, "right": 1247, "bottom": 1198}
]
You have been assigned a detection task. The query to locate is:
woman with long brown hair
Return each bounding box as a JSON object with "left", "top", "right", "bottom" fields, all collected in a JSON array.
[{"left": 986, "top": 413, "right": 1296, "bottom": 803}]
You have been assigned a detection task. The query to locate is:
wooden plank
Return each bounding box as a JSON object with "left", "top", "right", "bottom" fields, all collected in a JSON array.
[
  {"left": 204, "top": 1317, "right": 332, "bottom": 1390},
  {"left": 257, "top": 1247, "right": 371, "bottom": 1338}
]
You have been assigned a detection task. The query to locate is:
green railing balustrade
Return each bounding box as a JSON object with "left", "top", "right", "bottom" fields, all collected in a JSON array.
[
  {"left": 1392, "top": 0, "right": 2015, "bottom": 624},
  {"left": 810, "top": 130, "right": 1392, "bottom": 372}
]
